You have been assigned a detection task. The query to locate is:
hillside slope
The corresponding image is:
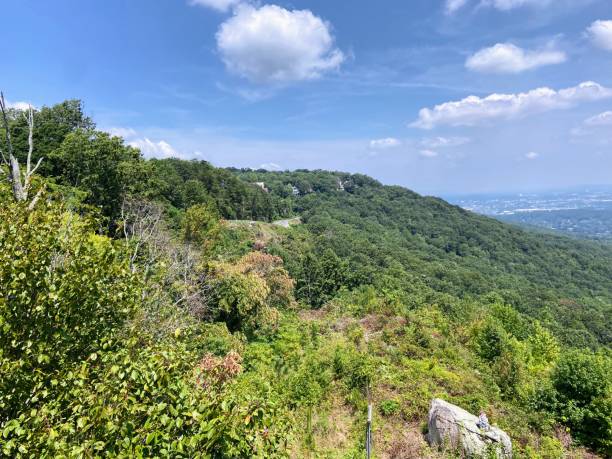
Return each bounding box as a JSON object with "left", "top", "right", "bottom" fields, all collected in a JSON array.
[{"left": 235, "top": 169, "right": 612, "bottom": 347}]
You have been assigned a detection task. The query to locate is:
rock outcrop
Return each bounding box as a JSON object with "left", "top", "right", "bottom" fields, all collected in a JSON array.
[{"left": 427, "top": 399, "right": 512, "bottom": 458}]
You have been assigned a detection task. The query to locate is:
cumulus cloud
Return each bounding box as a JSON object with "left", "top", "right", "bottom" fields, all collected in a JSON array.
[
  {"left": 369, "top": 137, "right": 401, "bottom": 149},
  {"left": 445, "top": 0, "right": 469, "bottom": 14},
  {"left": 584, "top": 111, "right": 612, "bottom": 126},
  {"left": 419, "top": 149, "right": 439, "bottom": 158},
  {"left": 129, "top": 138, "right": 181, "bottom": 159},
  {"left": 420, "top": 136, "right": 470, "bottom": 148},
  {"left": 104, "top": 126, "right": 182, "bottom": 159},
  {"left": 575, "top": 111, "right": 612, "bottom": 136},
  {"left": 587, "top": 20, "right": 612, "bottom": 51},
  {"left": 525, "top": 151, "right": 539, "bottom": 159},
  {"left": 466, "top": 43, "right": 566, "bottom": 73},
  {"left": 6, "top": 101, "right": 32, "bottom": 111},
  {"left": 188, "top": 0, "right": 241, "bottom": 12},
  {"left": 410, "top": 81, "right": 612, "bottom": 129},
  {"left": 216, "top": 4, "right": 344, "bottom": 84},
  {"left": 106, "top": 127, "right": 138, "bottom": 139}
]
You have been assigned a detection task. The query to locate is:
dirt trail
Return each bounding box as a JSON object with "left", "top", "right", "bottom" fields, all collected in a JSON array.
[{"left": 272, "top": 217, "right": 301, "bottom": 228}]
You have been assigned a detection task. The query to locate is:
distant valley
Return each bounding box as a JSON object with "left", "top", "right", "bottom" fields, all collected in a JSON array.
[{"left": 447, "top": 187, "right": 612, "bottom": 240}]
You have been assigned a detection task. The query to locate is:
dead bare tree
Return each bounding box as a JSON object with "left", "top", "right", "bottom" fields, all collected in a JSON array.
[
  {"left": 167, "top": 240, "right": 210, "bottom": 318},
  {"left": 120, "top": 198, "right": 166, "bottom": 274},
  {"left": 120, "top": 197, "right": 210, "bottom": 318},
  {"left": 0, "top": 91, "right": 44, "bottom": 209}
]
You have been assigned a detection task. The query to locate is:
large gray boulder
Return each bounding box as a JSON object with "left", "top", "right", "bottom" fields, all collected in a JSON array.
[{"left": 427, "top": 399, "right": 512, "bottom": 458}]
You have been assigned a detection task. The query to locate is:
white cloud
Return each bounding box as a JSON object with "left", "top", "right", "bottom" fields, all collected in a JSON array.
[
  {"left": 466, "top": 43, "right": 566, "bottom": 74},
  {"left": 6, "top": 101, "right": 32, "bottom": 111},
  {"left": 445, "top": 0, "right": 469, "bottom": 14},
  {"left": 449, "top": 0, "right": 580, "bottom": 13},
  {"left": 525, "top": 151, "right": 539, "bottom": 159},
  {"left": 129, "top": 138, "right": 182, "bottom": 159},
  {"left": 584, "top": 111, "right": 612, "bottom": 126},
  {"left": 587, "top": 20, "right": 612, "bottom": 51},
  {"left": 216, "top": 4, "right": 344, "bottom": 84},
  {"left": 420, "top": 136, "right": 470, "bottom": 148},
  {"left": 419, "top": 149, "right": 439, "bottom": 158},
  {"left": 258, "top": 162, "right": 282, "bottom": 171},
  {"left": 481, "top": 0, "right": 553, "bottom": 10},
  {"left": 411, "top": 81, "right": 612, "bottom": 129},
  {"left": 103, "top": 127, "right": 182, "bottom": 159},
  {"left": 106, "top": 127, "right": 138, "bottom": 138},
  {"left": 369, "top": 137, "right": 401, "bottom": 149},
  {"left": 188, "top": 0, "right": 241, "bottom": 12},
  {"left": 575, "top": 111, "right": 612, "bottom": 137}
]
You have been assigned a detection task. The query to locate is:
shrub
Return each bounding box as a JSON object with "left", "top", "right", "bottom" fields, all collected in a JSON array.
[
  {"left": 1, "top": 338, "right": 291, "bottom": 458},
  {"left": 492, "top": 338, "right": 528, "bottom": 400},
  {"left": 552, "top": 351, "right": 609, "bottom": 406},
  {"left": 0, "top": 202, "right": 139, "bottom": 421},
  {"left": 183, "top": 201, "right": 221, "bottom": 253},
  {"left": 332, "top": 345, "right": 375, "bottom": 393},
  {"left": 472, "top": 319, "right": 508, "bottom": 362},
  {"left": 538, "top": 436, "right": 564, "bottom": 459},
  {"left": 528, "top": 322, "right": 560, "bottom": 368},
  {"left": 379, "top": 399, "right": 401, "bottom": 417},
  {"left": 551, "top": 350, "right": 612, "bottom": 454},
  {"left": 208, "top": 252, "right": 294, "bottom": 337}
]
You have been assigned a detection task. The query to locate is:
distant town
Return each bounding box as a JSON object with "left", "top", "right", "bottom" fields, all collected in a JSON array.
[{"left": 447, "top": 187, "right": 612, "bottom": 240}]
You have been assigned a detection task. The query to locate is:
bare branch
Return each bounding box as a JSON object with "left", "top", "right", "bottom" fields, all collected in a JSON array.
[
  {"left": 120, "top": 197, "right": 210, "bottom": 319},
  {"left": 24, "top": 105, "right": 34, "bottom": 176},
  {"left": 27, "top": 185, "right": 45, "bottom": 211},
  {"left": 24, "top": 157, "right": 43, "bottom": 191},
  {"left": 0, "top": 92, "right": 15, "bottom": 159},
  {"left": 8, "top": 154, "right": 25, "bottom": 201},
  {"left": 0, "top": 92, "right": 26, "bottom": 201},
  {"left": 22, "top": 106, "right": 42, "bottom": 197},
  {"left": 0, "top": 145, "right": 7, "bottom": 166},
  {"left": 0, "top": 93, "right": 43, "bottom": 205},
  {"left": 121, "top": 198, "right": 166, "bottom": 273},
  {"left": 29, "top": 156, "right": 43, "bottom": 176}
]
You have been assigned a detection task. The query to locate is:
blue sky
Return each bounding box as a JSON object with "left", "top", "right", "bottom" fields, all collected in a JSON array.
[{"left": 2, "top": 0, "right": 612, "bottom": 195}]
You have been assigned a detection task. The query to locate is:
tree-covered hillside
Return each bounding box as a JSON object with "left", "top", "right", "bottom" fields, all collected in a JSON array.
[
  {"left": 1, "top": 99, "right": 610, "bottom": 458},
  {"left": 235, "top": 169, "right": 612, "bottom": 347}
]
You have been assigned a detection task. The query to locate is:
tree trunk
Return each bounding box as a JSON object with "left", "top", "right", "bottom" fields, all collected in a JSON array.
[
  {"left": 9, "top": 155, "right": 25, "bottom": 201},
  {"left": 1, "top": 92, "right": 41, "bottom": 204}
]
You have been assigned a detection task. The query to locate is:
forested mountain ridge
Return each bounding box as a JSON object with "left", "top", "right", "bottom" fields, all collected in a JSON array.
[
  {"left": 234, "top": 169, "right": 612, "bottom": 347},
  {"left": 1, "top": 99, "right": 611, "bottom": 458}
]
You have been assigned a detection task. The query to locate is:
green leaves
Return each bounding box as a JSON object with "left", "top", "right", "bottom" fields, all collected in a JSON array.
[
  {"left": 1, "top": 326, "right": 291, "bottom": 458},
  {"left": 207, "top": 252, "right": 294, "bottom": 337},
  {"left": 548, "top": 350, "right": 612, "bottom": 454},
  {"left": 183, "top": 202, "right": 222, "bottom": 253},
  {"left": 2, "top": 123, "right": 610, "bottom": 458},
  {"left": 295, "top": 249, "right": 351, "bottom": 308},
  {"left": 48, "top": 129, "right": 142, "bottom": 221},
  {"left": 553, "top": 350, "right": 611, "bottom": 407},
  {"left": 0, "top": 201, "right": 140, "bottom": 422}
]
